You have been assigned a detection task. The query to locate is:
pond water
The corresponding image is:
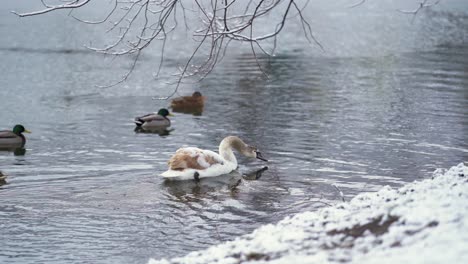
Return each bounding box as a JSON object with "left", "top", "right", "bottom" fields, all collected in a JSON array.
[{"left": 1, "top": 1, "right": 467, "bottom": 264}]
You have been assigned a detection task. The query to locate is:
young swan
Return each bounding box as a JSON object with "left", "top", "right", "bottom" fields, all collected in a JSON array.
[{"left": 161, "top": 136, "right": 267, "bottom": 180}]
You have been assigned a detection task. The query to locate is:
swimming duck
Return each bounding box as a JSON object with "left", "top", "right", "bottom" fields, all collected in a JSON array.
[
  {"left": 0, "top": 124, "right": 31, "bottom": 148},
  {"left": 161, "top": 136, "right": 268, "bottom": 180},
  {"left": 170, "top": 91, "right": 205, "bottom": 114},
  {"left": 0, "top": 171, "right": 6, "bottom": 185},
  {"left": 134, "top": 108, "right": 173, "bottom": 129},
  {"left": 0, "top": 171, "right": 6, "bottom": 181}
]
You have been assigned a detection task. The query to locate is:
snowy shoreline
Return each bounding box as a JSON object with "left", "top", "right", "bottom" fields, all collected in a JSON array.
[{"left": 149, "top": 163, "right": 468, "bottom": 264}]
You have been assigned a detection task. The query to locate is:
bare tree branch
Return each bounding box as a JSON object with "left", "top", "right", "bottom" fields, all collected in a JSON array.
[
  {"left": 12, "top": 0, "right": 325, "bottom": 98},
  {"left": 12, "top": 0, "right": 92, "bottom": 17},
  {"left": 332, "top": 184, "right": 345, "bottom": 202},
  {"left": 70, "top": 0, "right": 119, "bottom": 25},
  {"left": 398, "top": 0, "right": 441, "bottom": 23},
  {"left": 349, "top": 0, "right": 366, "bottom": 9}
]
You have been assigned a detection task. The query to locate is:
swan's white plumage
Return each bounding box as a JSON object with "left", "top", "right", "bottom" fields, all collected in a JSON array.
[
  {"left": 160, "top": 136, "right": 265, "bottom": 181},
  {"left": 161, "top": 147, "right": 236, "bottom": 180},
  {"left": 161, "top": 163, "right": 236, "bottom": 180}
]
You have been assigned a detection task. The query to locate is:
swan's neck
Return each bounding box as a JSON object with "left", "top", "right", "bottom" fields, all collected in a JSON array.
[
  {"left": 219, "top": 136, "right": 248, "bottom": 166},
  {"left": 220, "top": 146, "right": 237, "bottom": 166}
]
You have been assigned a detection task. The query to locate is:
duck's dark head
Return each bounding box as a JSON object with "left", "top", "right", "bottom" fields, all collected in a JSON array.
[
  {"left": 12, "top": 124, "right": 31, "bottom": 135},
  {"left": 157, "top": 108, "right": 173, "bottom": 117},
  {"left": 192, "top": 91, "right": 202, "bottom": 97}
]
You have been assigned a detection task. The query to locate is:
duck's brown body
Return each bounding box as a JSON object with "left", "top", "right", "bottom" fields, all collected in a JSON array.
[{"left": 170, "top": 92, "right": 205, "bottom": 114}]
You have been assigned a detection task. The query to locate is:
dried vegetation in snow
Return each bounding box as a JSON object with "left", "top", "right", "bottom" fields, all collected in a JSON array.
[{"left": 150, "top": 163, "right": 468, "bottom": 264}]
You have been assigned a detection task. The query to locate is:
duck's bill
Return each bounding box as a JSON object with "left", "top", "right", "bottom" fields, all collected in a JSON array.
[
  {"left": 24, "top": 129, "right": 31, "bottom": 133},
  {"left": 256, "top": 151, "right": 268, "bottom": 162},
  {"left": 168, "top": 113, "right": 174, "bottom": 116}
]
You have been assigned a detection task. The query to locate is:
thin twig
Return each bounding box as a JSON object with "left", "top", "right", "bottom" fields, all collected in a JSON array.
[
  {"left": 332, "top": 184, "right": 345, "bottom": 202},
  {"left": 349, "top": 0, "right": 366, "bottom": 8},
  {"left": 13, "top": 0, "right": 326, "bottom": 98},
  {"left": 398, "top": 0, "right": 441, "bottom": 23}
]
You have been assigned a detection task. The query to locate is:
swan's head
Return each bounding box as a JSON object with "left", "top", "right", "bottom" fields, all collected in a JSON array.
[
  {"left": 220, "top": 136, "right": 268, "bottom": 162},
  {"left": 244, "top": 145, "right": 268, "bottom": 162}
]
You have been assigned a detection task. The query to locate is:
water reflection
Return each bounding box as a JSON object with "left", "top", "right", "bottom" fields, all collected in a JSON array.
[
  {"left": 0, "top": 147, "right": 27, "bottom": 156},
  {"left": 0, "top": 46, "right": 89, "bottom": 54},
  {"left": 134, "top": 127, "right": 173, "bottom": 137},
  {"left": 163, "top": 173, "right": 242, "bottom": 200},
  {"left": 171, "top": 105, "right": 204, "bottom": 116},
  {"left": 242, "top": 166, "right": 269, "bottom": 181},
  {"left": 163, "top": 167, "right": 269, "bottom": 199}
]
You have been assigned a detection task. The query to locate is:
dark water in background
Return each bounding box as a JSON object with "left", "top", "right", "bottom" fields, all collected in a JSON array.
[{"left": 1, "top": 1, "right": 468, "bottom": 263}]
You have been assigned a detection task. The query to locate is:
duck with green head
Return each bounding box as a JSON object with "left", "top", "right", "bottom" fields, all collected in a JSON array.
[
  {"left": 0, "top": 124, "right": 31, "bottom": 148},
  {"left": 134, "top": 108, "right": 173, "bottom": 129}
]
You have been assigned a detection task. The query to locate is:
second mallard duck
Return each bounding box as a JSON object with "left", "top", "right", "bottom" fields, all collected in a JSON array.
[
  {"left": 0, "top": 124, "right": 31, "bottom": 149},
  {"left": 170, "top": 91, "right": 205, "bottom": 114},
  {"left": 0, "top": 171, "right": 6, "bottom": 181},
  {"left": 134, "top": 108, "right": 173, "bottom": 129}
]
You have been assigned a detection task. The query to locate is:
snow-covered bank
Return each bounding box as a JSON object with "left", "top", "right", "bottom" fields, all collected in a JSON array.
[{"left": 149, "top": 163, "right": 468, "bottom": 264}]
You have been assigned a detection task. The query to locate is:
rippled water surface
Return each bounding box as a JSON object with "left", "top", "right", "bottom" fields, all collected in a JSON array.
[{"left": 1, "top": 1, "right": 468, "bottom": 263}]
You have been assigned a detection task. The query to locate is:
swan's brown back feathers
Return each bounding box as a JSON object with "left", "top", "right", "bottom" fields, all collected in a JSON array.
[{"left": 168, "top": 148, "right": 221, "bottom": 171}]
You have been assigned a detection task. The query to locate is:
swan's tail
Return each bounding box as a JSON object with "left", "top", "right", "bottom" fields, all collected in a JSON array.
[
  {"left": 160, "top": 169, "right": 198, "bottom": 180},
  {"left": 160, "top": 170, "right": 181, "bottom": 178}
]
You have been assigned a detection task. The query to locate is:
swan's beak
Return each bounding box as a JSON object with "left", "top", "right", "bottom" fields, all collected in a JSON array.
[
  {"left": 24, "top": 129, "right": 31, "bottom": 133},
  {"left": 256, "top": 151, "right": 268, "bottom": 162}
]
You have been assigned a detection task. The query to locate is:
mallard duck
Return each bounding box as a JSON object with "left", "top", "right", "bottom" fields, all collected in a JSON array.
[
  {"left": 0, "top": 171, "right": 6, "bottom": 181},
  {"left": 161, "top": 136, "right": 268, "bottom": 180},
  {"left": 134, "top": 108, "right": 173, "bottom": 129},
  {"left": 170, "top": 91, "right": 205, "bottom": 114},
  {"left": 0, "top": 124, "right": 31, "bottom": 148}
]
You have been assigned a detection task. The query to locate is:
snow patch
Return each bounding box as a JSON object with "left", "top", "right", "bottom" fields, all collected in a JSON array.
[{"left": 149, "top": 163, "right": 468, "bottom": 264}]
